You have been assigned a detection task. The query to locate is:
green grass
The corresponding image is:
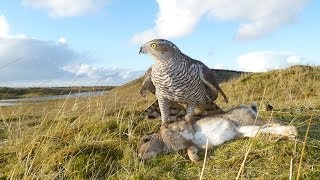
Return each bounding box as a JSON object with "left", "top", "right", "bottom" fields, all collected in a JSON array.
[{"left": 0, "top": 65, "right": 319, "bottom": 179}]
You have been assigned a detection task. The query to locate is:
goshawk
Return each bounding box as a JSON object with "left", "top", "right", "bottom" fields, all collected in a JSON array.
[{"left": 139, "top": 39, "right": 228, "bottom": 126}]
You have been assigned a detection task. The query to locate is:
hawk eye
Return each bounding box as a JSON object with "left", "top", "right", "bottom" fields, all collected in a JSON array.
[{"left": 151, "top": 43, "right": 157, "bottom": 49}]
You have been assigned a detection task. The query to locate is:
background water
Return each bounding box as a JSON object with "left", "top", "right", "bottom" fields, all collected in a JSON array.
[{"left": 0, "top": 91, "right": 105, "bottom": 106}]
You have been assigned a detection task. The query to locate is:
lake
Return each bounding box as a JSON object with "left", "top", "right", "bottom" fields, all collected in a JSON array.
[{"left": 0, "top": 91, "right": 105, "bottom": 107}]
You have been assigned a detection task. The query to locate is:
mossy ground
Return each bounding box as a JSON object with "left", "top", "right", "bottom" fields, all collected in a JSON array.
[{"left": 0, "top": 65, "right": 319, "bottom": 179}]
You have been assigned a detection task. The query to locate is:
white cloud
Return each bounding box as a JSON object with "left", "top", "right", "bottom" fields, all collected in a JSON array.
[
  {"left": 0, "top": 15, "right": 144, "bottom": 87},
  {"left": 235, "top": 51, "right": 307, "bottom": 72},
  {"left": 0, "top": 37, "right": 144, "bottom": 86},
  {"left": 0, "top": 15, "right": 10, "bottom": 38},
  {"left": 21, "top": 0, "right": 110, "bottom": 17},
  {"left": 132, "top": 0, "right": 309, "bottom": 43},
  {"left": 62, "top": 64, "right": 144, "bottom": 85},
  {"left": 0, "top": 37, "right": 82, "bottom": 81},
  {"left": 63, "top": 64, "right": 95, "bottom": 77},
  {"left": 0, "top": 15, "right": 28, "bottom": 39},
  {"left": 132, "top": 0, "right": 206, "bottom": 43},
  {"left": 286, "top": 55, "right": 302, "bottom": 65},
  {"left": 58, "top": 37, "right": 68, "bottom": 45}
]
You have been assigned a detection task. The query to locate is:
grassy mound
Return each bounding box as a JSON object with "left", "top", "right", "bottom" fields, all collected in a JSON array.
[{"left": 0, "top": 65, "right": 319, "bottom": 179}]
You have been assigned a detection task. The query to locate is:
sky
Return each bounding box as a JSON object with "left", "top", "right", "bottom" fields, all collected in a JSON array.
[{"left": 0, "top": 0, "right": 319, "bottom": 87}]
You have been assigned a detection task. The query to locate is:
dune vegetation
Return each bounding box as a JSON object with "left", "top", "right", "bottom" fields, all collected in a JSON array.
[{"left": 0, "top": 65, "right": 319, "bottom": 179}]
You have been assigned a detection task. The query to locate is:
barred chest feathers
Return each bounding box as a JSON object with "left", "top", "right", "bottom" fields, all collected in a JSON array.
[{"left": 151, "top": 60, "right": 207, "bottom": 103}]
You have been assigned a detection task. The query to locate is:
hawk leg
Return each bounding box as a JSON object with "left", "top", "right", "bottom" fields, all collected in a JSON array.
[
  {"left": 185, "top": 103, "right": 196, "bottom": 123},
  {"left": 157, "top": 96, "right": 170, "bottom": 127}
]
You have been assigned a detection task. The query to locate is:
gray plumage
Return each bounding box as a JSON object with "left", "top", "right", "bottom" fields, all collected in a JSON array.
[
  {"left": 139, "top": 67, "right": 224, "bottom": 120},
  {"left": 139, "top": 39, "right": 228, "bottom": 126}
]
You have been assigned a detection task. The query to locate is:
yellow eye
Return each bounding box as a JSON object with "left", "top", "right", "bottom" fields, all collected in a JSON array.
[{"left": 151, "top": 43, "right": 157, "bottom": 48}]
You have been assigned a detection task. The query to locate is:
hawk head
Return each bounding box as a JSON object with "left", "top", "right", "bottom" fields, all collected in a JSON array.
[{"left": 139, "top": 39, "right": 180, "bottom": 59}]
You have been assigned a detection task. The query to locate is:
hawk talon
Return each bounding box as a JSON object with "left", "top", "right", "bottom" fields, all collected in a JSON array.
[{"left": 185, "top": 114, "right": 193, "bottom": 123}]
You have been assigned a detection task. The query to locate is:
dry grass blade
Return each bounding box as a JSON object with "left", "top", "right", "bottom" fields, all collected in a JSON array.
[
  {"left": 297, "top": 116, "right": 312, "bottom": 180},
  {"left": 289, "top": 158, "right": 293, "bottom": 180},
  {"left": 0, "top": 58, "right": 22, "bottom": 70},
  {"left": 199, "top": 138, "right": 209, "bottom": 180},
  {"left": 236, "top": 143, "right": 253, "bottom": 180}
]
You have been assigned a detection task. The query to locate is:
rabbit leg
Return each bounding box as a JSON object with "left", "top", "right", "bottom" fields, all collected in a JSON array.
[
  {"left": 238, "top": 125, "right": 297, "bottom": 139},
  {"left": 187, "top": 146, "right": 200, "bottom": 163}
]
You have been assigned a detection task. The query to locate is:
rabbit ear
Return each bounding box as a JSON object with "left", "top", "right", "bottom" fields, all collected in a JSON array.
[
  {"left": 142, "top": 133, "right": 158, "bottom": 141},
  {"left": 137, "top": 135, "right": 152, "bottom": 149}
]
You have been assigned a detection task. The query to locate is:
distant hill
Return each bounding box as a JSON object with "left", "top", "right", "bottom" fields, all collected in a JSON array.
[
  {"left": 118, "top": 65, "right": 320, "bottom": 111},
  {"left": 211, "top": 69, "right": 249, "bottom": 83},
  {"left": 124, "top": 68, "right": 248, "bottom": 88},
  {"left": 0, "top": 86, "right": 115, "bottom": 100}
]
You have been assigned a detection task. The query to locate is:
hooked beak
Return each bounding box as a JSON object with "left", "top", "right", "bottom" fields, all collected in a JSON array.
[{"left": 139, "top": 46, "right": 145, "bottom": 54}]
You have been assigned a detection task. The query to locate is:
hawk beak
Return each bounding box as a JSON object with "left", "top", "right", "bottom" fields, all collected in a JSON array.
[{"left": 139, "top": 46, "right": 145, "bottom": 54}]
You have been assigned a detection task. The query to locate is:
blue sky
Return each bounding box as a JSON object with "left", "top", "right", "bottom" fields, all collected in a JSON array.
[{"left": 0, "top": 0, "right": 319, "bottom": 87}]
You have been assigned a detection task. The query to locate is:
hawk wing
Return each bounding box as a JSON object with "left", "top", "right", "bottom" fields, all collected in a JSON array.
[
  {"left": 198, "top": 63, "right": 229, "bottom": 103},
  {"left": 140, "top": 67, "right": 155, "bottom": 96}
]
